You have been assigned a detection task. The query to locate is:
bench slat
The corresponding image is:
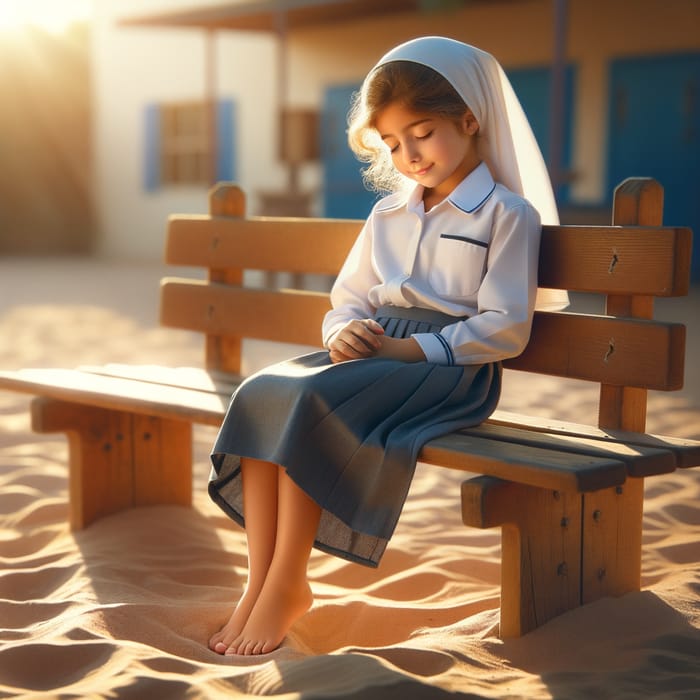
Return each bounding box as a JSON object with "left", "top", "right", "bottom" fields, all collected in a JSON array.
[
  {"left": 78, "top": 364, "right": 241, "bottom": 394},
  {"left": 166, "top": 216, "right": 691, "bottom": 296},
  {"left": 538, "top": 225, "right": 691, "bottom": 296},
  {"left": 161, "top": 278, "right": 328, "bottom": 348},
  {"left": 488, "top": 409, "right": 700, "bottom": 469},
  {"left": 0, "top": 369, "right": 228, "bottom": 427},
  {"left": 419, "top": 432, "right": 627, "bottom": 492},
  {"left": 167, "top": 215, "right": 361, "bottom": 275},
  {"left": 505, "top": 311, "right": 686, "bottom": 390},
  {"left": 160, "top": 279, "right": 686, "bottom": 390},
  {"left": 462, "top": 423, "right": 676, "bottom": 477}
]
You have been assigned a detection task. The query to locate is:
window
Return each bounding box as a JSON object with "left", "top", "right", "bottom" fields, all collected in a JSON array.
[{"left": 144, "top": 99, "right": 236, "bottom": 191}]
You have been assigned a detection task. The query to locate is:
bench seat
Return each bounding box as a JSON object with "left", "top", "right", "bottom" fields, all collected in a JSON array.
[{"left": 2, "top": 364, "right": 697, "bottom": 495}]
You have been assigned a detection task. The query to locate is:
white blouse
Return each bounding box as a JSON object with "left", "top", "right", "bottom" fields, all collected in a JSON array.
[{"left": 322, "top": 161, "right": 542, "bottom": 366}]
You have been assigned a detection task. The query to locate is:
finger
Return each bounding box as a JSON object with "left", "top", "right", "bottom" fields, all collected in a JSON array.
[
  {"left": 347, "top": 323, "right": 382, "bottom": 350},
  {"left": 363, "top": 319, "right": 385, "bottom": 335},
  {"left": 333, "top": 332, "right": 374, "bottom": 357}
]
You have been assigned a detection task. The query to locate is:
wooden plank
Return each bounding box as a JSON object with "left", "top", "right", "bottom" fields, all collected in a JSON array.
[
  {"left": 160, "top": 279, "right": 329, "bottom": 348},
  {"left": 167, "top": 215, "right": 691, "bottom": 297},
  {"left": 597, "top": 178, "right": 666, "bottom": 433},
  {"left": 78, "top": 364, "right": 241, "bottom": 395},
  {"left": 0, "top": 368, "right": 229, "bottom": 426},
  {"left": 505, "top": 311, "right": 686, "bottom": 390},
  {"left": 207, "top": 183, "right": 247, "bottom": 374},
  {"left": 462, "top": 476, "right": 583, "bottom": 637},
  {"left": 30, "top": 398, "right": 193, "bottom": 529},
  {"left": 583, "top": 178, "right": 665, "bottom": 605},
  {"left": 463, "top": 423, "right": 676, "bottom": 477},
  {"left": 31, "top": 398, "right": 135, "bottom": 529},
  {"left": 161, "top": 280, "right": 686, "bottom": 390},
  {"left": 488, "top": 409, "right": 700, "bottom": 469},
  {"left": 537, "top": 225, "right": 691, "bottom": 296},
  {"left": 419, "top": 432, "right": 626, "bottom": 492},
  {"left": 131, "top": 414, "right": 192, "bottom": 509},
  {"left": 166, "top": 214, "right": 362, "bottom": 275},
  {"left": 581, "top": 478, "right": 644, "bottom": 603}
]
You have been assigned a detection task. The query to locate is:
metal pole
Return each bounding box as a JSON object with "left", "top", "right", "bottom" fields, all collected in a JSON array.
[{"left": 548, "top": 0, "right": 568, "bottom": 197}]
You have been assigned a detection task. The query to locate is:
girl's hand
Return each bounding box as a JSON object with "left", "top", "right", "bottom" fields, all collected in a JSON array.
[{"left": 328, "top": 319, "right": 384, "bottom": 364}]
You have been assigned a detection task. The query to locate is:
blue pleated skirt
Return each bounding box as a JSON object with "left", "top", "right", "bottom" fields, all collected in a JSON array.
[{"left": 209, "top": 306, "right": 501, "bottom": 567}]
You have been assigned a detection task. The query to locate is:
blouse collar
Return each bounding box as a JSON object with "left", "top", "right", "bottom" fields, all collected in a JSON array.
[{"left": 375, "top": 161, "right": 496, "bottom": 215}]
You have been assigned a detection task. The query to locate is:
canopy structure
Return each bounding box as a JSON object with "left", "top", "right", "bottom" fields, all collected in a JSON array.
[{"left": 120, "top": 0, "right": 474, "bottom": 32}]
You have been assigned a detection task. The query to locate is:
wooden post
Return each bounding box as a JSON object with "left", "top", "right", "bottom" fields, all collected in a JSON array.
[
  {"left": 31, "top": 397, "right": 192, "bottom": 530},
  {"left": 207, "top": 182, "right": 246, "bottom": 374},
  {"left": 583, "top": 178, "right": 664, "bottom": 603},
  {"left": 462, "top": 476, "right": 582, "bottom": 637}
]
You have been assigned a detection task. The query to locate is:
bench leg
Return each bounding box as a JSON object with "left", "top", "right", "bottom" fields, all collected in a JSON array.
[
  {"left": 31, "top": 397, "right": 192, "bottom": 530},
  {"left": 462, "top": 475, "right": 646, "bottom": 638},
  {"left": 581, "top": 478, "right": 644, "bottom": 603},
  {"left": 462, "top": 476, "right": 582, "bottom": 638}
]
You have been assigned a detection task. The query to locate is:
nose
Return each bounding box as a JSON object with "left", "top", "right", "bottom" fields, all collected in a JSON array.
[{"left": 403, "top": 140, "right": 420, "bottom": 164}]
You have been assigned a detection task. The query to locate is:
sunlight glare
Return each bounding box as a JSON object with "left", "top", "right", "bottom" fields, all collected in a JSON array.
[{"left": 0, "top": 0, "right": 91, "bottom": 34}]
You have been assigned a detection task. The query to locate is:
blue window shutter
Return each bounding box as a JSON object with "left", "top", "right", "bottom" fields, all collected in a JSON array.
[
  {"left": 143, "top": 103, "right": 161, "bottom": 191},
  {"left": 216, "top": 99, "right": 236, "bottom": 182}
]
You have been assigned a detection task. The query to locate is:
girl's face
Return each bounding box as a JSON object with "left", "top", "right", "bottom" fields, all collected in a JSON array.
[{"left": 375, "top": 101, "right": 480, "bottom": 206}]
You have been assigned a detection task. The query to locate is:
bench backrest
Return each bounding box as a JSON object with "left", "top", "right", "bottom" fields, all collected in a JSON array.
[{"left": 161, "top": 178, "right": 692, "bottom": 434}]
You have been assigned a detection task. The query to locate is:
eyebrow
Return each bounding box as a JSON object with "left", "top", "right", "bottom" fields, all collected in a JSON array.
[{"left": 379, "top": 117, "right": 434, "bottom": 140}]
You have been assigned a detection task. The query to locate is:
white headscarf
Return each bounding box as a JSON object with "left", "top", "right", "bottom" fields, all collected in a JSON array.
[{"left": 374, "top": 36, "right": 568, "bottom": 310}]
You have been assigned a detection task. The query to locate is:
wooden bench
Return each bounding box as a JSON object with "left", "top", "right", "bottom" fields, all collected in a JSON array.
[{"left": 1, "top": 177, "right": 698, "bottom": 639}]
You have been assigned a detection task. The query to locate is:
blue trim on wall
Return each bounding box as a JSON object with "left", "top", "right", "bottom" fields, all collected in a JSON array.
[
  {"left": 142, "top": 98, "right": 237, "bottom": 191},
  {"left": 143, "top": 103, "right": 161, "bottom": 192}
]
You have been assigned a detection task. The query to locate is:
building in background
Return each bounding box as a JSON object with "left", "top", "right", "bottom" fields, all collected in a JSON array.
[{"left": 10, "top": 0, "right": 699, "bottom": 278}]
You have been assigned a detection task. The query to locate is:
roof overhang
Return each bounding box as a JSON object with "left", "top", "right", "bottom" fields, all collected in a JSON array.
[{"left": 119, "top": 0, "right": 426, "bottom": 33}]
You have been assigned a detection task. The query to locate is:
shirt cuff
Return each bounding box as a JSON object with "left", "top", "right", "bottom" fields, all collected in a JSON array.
[{"left": 412, "top": 332, "right": 454, "bottom": 365}]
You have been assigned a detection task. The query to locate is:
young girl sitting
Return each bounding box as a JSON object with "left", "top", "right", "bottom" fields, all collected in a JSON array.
[{"left": 207, "top": 36, "right": 566, "bottom": 657}]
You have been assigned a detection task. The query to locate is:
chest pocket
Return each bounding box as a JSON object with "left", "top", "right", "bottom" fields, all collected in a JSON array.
[{"left": 429, "top": 234, "right": 489, "bottom": 299}]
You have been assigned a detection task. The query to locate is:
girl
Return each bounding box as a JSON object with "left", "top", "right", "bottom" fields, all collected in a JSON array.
[{"left": 207, "top": 36, "right": 566, "bottom": 657}]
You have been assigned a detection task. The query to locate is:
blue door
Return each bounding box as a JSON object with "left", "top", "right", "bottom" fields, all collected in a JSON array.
[
  {"left": 506, "top": 66, "right": 576, "bottom": 204},
  {"left": 608, "top": 54, "right": 700, "bottom": 280},
  {"left": 321, "top": 84, "right": 378, "bottom": 219}
]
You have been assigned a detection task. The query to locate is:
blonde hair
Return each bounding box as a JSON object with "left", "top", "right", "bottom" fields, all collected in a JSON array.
[{"left": 347, "top": 61, "right": 470, "bottom": 194}]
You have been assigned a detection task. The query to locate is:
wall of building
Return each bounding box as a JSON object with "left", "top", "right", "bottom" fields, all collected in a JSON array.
[{"left": 92, "top": 0, "right": 276, "bottom": 260}]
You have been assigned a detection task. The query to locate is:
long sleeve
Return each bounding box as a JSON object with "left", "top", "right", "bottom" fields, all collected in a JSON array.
[
  {"left": 322, "top": 217, "right": 380, "bottom": 347},
  {"left": 413, "top": 199, "right": 541, "bottom": 365}
]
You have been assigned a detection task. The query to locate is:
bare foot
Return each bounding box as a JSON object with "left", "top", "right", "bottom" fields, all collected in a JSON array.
[
  {"left": 209, "top": 587, "right": 260, "bottom": 654},
  {"left": 224, "top": 576, "right": 313, "bottom": 656}
]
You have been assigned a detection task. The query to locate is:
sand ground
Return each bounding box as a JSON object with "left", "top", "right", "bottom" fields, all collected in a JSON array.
[{"left": 0, "top": 257, "right": 698, "bottom": 699}]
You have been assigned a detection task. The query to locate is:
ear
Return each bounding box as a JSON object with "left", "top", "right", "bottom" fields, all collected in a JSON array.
[{"left": 462, "top": 109, "right": 479, "bottom": 136}]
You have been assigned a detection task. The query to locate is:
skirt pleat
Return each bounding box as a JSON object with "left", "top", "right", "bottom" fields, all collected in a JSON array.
[{"left": 209, "top": 305, "right": 501, "bottom": 567}]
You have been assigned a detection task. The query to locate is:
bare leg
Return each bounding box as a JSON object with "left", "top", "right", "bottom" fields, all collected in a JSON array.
[
  {"left": 226, "top": 469, "right": 322, "bottom": 655},
  {"left": 209, "top": 458, "right": 279, "bottom": 653}
]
